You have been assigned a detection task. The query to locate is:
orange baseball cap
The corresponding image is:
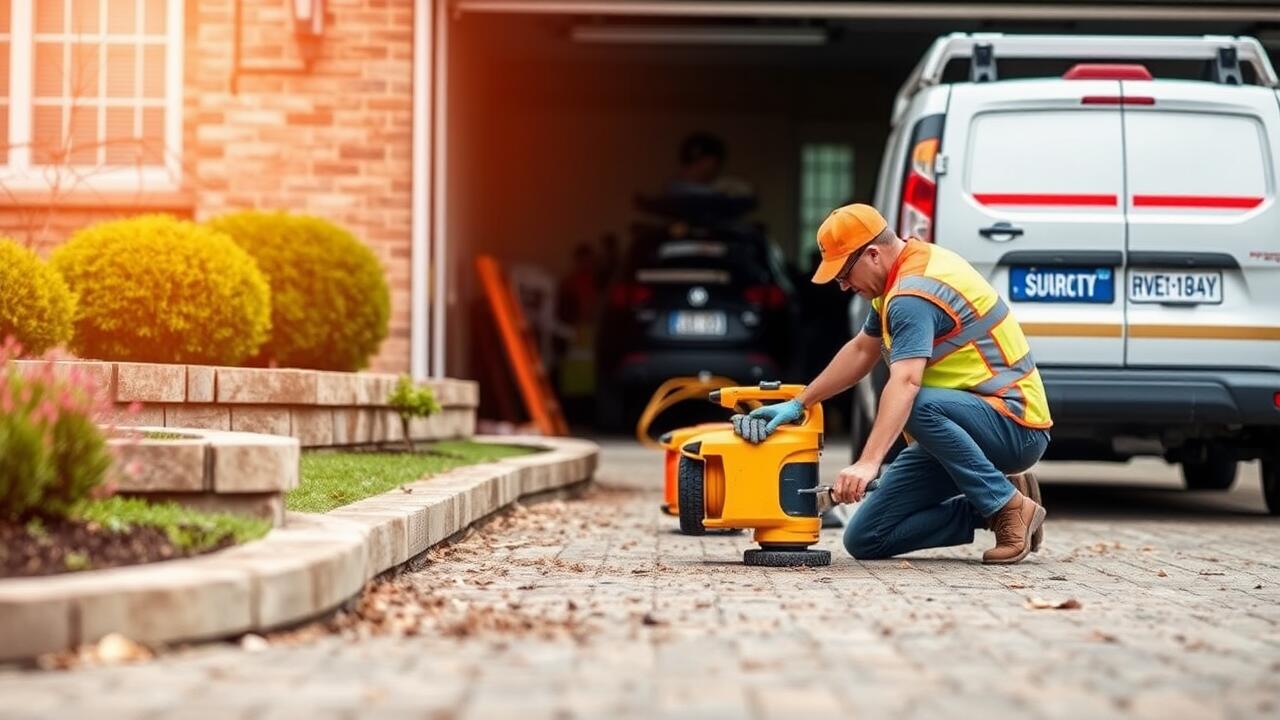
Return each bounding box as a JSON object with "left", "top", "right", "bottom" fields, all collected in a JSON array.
[{"left": 811, "top": 204, "right": 888, "bottom": 284}]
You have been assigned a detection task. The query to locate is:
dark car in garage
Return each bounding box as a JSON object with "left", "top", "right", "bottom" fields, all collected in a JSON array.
[{"left": 594, "top": 198, "right": 801, "bottom": 430}]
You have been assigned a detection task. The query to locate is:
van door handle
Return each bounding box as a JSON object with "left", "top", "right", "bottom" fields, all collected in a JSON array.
[{"left": 979, "top": 222, "right": 1024, "bottom": 241}]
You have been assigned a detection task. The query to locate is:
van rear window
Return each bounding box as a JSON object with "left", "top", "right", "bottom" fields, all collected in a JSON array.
[
  {"left": 1125, "top": 112, "right": 1268, "bottom": 206},
  {"left": 967, "top": 110, "right": 1124, "bottom": 205}
]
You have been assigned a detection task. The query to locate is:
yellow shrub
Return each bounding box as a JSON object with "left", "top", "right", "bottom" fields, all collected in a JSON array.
[
  {"left": 207, "top": 210, "right": 390, "bottom": 371},
  {"left": 0, "top": 237, "right": 75, "bottom": 355},
  {"left": 51, "top": 215, "right": 271, "bottom": 365}
]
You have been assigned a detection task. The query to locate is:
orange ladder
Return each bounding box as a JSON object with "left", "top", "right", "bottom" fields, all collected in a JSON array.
[{"left": 474, "top": 254, "right": 569, "bottom": 436}]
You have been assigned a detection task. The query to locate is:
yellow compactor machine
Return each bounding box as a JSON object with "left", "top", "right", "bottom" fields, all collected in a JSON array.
[{"left": 676, "top": 381, "right": 832, "bottom": 567}]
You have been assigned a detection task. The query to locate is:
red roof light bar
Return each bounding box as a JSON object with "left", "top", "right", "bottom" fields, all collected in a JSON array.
[{"left": 1064, "top": 63, "right": 1154, "bottom": 81}]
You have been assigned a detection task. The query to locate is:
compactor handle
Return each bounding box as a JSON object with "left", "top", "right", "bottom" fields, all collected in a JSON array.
[
  {"left": 708, "top": 380, "right": 802, "bottom": 408},
  {"left": 709, "top": 381, "right": 823, "bottom": 432}
]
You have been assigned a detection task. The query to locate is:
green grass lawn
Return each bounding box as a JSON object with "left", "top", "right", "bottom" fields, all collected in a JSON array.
[
  {"left": 71, "top": 496, "right": 272, "bottom": 552},
  {"left": 287, "top": 440, "right": 538, "bottom": 513}
]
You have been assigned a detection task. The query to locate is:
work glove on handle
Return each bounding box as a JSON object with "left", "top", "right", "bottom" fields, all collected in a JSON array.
[{"left": 732, "top": 399, "right": 805, "bottom": 444}]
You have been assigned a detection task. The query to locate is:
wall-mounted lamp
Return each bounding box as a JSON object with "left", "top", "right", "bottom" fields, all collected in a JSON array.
[{"left": 292, "top": 0, "right": 326, "bottom": 63}]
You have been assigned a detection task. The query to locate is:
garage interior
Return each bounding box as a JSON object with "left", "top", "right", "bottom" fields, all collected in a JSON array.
[{"left": 441, "top": 1, "right": 1280, "bottom": 432}]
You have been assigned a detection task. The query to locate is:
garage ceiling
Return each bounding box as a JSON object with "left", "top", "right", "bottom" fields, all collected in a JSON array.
[{"left": 453, "top": 0, "right": 1280, "bottom": 23}]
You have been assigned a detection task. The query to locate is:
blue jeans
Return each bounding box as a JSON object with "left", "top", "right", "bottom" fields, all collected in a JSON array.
[{"left": 843, "top": 387, "right": 1050, "bottom": 559}]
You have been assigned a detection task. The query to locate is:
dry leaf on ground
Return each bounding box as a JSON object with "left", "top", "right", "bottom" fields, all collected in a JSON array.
[{"left": 1025, "top": 597, "right": 1082, "bottom": 610}]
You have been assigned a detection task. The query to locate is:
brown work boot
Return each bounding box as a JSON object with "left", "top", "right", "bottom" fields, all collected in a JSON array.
[
  {"left": 1007, "top": 473, "right": 1043, "bottom": 552},
  {"left": 982, "top": 492, "right": 1046, "bottom": 565}
]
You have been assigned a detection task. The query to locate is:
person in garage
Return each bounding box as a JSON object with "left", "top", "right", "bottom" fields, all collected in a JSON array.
[
  {"left": 734, "top": 203, "right": 1052, "bottom": 564},
  {"left": 664, "top": 131, "right": 755, "bottom": 200}
]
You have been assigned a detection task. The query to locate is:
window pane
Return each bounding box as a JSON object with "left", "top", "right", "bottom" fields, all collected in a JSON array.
[
  {"left": 144, "top": 0, "right": 165, "bottom": 35},
  {"left": 142, "top": 43, "right": 163, "bottom": 97},
  {"left": 34, "top": 43, "right": 64, "bottom": 97},
  {"left": 107, "top": 0, "right": 136, "bottom": 34},
  {"left": 32, "top": 106, "right": 64, "bottom": 164},
  {"left": 71, "top": 0, "right": 100, "bottom": 34},
  {"left": 0, "top": 103, "right": 8, "bottom": 164},
  {"left": 106, "top": 43, "right": 134, "bottom": 97},
  {"left": 105, "top": 105, "right": 136, "bottom": 163},
  {"left": 36, "top": 0, "right": 65, "bottom": 33},
  {"left": 69, "top": 105, "right": 99, "bottom": 164},
  {"left": 798, "top": 143, "right": 855, "bottom": 251},
  {"left": 0, "top": 41, "right": 8, "bottom": 96},
  {"left": 69, "top": 42, "right": 100, "bottom": 99},
  {"left": 141, "top": 106, "right": 163, "bottom": 164}
]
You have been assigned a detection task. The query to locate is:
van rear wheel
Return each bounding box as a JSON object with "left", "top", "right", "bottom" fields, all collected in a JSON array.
[{"left": 1181, "top": 445, "right": 1238, "bottom": 491}]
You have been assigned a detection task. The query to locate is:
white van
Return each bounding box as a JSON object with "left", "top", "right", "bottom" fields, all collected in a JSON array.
[{"left": 861, "top": 34, "right": 1280, "bottom": 513}]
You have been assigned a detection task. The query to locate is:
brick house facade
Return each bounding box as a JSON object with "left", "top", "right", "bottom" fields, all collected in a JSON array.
[{"left": 1, "top": 0, "right": 422, "bottom": 374}]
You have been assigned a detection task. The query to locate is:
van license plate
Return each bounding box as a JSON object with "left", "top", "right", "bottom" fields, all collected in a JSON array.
[
  {"left": 1009, "top": 267, "right": 1114, "bottom": 304},
  {"left": 670, "top": 311, "right": 727, "bottom": 336},
  {"left": 1129, "top": 270, "right": 1223, "bottom": 305}
]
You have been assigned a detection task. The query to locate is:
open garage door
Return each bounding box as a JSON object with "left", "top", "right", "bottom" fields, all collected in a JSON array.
[{"left": 433, "top": 0, "right": 1280, "bottom": 433}]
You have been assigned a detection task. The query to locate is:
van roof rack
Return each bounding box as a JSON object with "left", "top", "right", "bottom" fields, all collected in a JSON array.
[{"left": 892, "top": 33, "right": 1280, "bottom": 125}]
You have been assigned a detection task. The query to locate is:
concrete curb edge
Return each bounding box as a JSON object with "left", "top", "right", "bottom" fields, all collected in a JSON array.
[{"left": 0, "top": 435, "right": 599, "bottom": 661}]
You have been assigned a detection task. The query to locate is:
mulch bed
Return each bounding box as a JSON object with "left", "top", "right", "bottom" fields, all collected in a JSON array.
[{"left": 0, "top": 518, "right": 234, "bottom": 578}]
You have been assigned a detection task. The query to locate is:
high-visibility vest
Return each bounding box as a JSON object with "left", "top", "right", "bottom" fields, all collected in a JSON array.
[{"left": 872, "top": 240, "right": 1053, "bottom": 429}]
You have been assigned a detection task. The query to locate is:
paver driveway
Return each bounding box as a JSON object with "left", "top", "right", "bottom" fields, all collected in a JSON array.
[{"left": 2, "top": 440, "right": 1278, "bottom": 720}]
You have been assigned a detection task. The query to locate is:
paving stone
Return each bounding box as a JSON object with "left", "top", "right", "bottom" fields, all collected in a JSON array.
[
  {"left": 216, "top": 368, "right": 318, "bottom": 405},
  {"left": 12, "top": 359, "right": 114, "bottom": 398},
  {"left": 165, "top": 404, "right": 232, "bottom": 431},
  {"left": 210, "top": 432, "right": 300, "bottom": 492},
  {"left": 332, "top": 408, "right": 375, "bottom": 445},
  {"left": 230, "top": 406, "right": 292, "bottom": 436},
  {"left": 115, "top": 362, "right": 187, "bottom": 403},
  {"left": 100, "top": 403, "right": 165, "bottom": 428},
  {"left": 0, "top": 582, "right": 73, "bottom": 661},
  {"left": 291, "top": 408, "right": 335, "bottom": 447},
  {"left": 186, "top": 365, "right": 217, "bottom": 403},
  {"left": 75, "top": 565, "right": 253, "bottom": 646},
  {"left": 112, "top": 438, "right": 208, "bottom": 492},
  {"left": 326, "top": 510, "right": 410, "bottom": 576},
  {"left": 315, "top": 371, "right": 366, "bottom": 406}
]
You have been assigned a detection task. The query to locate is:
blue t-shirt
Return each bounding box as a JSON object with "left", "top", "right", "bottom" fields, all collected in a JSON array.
[{"left": 862, "top": 296, "right": 957, "bottom": 364}]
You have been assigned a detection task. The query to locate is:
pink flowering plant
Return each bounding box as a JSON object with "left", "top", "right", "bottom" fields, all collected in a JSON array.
[{"left": 0, "top": 336, "right": 120, "bottom": 520}]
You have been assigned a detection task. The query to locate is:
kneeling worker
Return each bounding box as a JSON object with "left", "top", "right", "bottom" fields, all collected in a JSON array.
[{"left": 736, "top": 204, "right": 1051, "bottom": 564}]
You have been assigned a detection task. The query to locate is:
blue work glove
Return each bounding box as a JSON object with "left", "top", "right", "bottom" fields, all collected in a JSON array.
[{"left": 732, "top": 399, "right": 805, "bottom": 444}]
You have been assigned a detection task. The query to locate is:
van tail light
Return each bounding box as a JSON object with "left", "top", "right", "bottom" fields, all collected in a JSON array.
[
  {"left": 899, "top": 137, "right": 939, "bottom": 243},
  {"left": 1082, "top": 96, "right": 1155, "bottom": 106},
  {"left": 609, "top": 283, "right": 653, "bottom": 308},
  {"left": 744, "top": 284, "right": 786, "bottom": 309}
]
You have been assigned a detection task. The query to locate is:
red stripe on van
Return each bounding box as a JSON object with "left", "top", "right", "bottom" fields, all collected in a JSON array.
[
  {"left": 1132, "top": 194, "right": 1264, "bottom": 209},
  {"left": 974, "top": 193, "right": 1118, "bottom": 207}
]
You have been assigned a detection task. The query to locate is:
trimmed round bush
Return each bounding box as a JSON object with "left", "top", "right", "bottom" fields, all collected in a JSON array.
[
  {"left": 0, "top": 237, "right": 75, "bottom": 355},
  {"left": 51, "top": 214, "right": 271, "bottom": 365},
  {"left": 207, "top": 210, "right": 390, "bottom": 371}
]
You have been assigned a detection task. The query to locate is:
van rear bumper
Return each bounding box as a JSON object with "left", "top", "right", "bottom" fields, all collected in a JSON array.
[{"left": 1040, "top": 367, "right": 1280, "bottom": 427}]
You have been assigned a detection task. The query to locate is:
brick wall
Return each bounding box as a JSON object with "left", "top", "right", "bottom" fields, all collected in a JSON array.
[
  {"left": 190, "top": 0, "right": 416, "bottom": 373},
  {"left": 0, "top": 0, "right": 418, "bottom": 374}
]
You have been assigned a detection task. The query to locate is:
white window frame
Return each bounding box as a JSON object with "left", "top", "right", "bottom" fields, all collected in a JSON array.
[{"left": 2, "top": 0, "right": 183, "bottom": 191}]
